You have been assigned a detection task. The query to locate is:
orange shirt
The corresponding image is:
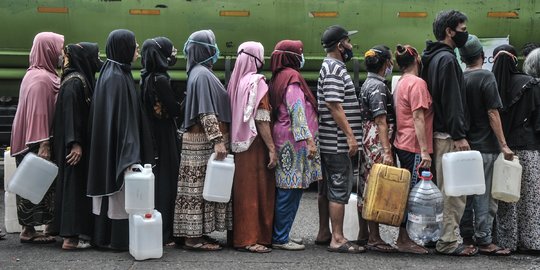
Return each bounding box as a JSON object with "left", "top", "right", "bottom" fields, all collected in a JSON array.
[{"left": 393, "top": 74, "right": 434, "bottom": 153}]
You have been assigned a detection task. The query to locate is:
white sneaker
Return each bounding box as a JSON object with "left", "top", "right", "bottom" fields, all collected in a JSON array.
[
  {"left": 272, "top": 241, "right": 305, "bottom": 251},
  {"left": 290, "top": 238, "right": 303, "bottom": 245}
]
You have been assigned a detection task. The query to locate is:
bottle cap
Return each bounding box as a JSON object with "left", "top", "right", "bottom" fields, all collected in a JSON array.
[
  {"left": 421, "top": 171, "right": 431, "bottom": 178},
  {"left": 144, "top": 164, "right": 152, "bottom": 169},
  {"left": 144, "top": 213, "right": 152, "bottom": 219}
]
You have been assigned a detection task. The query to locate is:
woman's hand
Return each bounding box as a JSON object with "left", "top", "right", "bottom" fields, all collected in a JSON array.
[
  {"left": 214, "top": 142, "right": 227, "bottom": 161},
  {"left": 267, "top": 149, "right": 277, "bottom": 169},
  {"left": 38, "top": 141, "right": 51, "bottom": 160},
  {"left": 66, "top": 143, "right": 82, "bottom": 166},
  {"left": 307, "top": 138, "right": 317, "bottom": 160},
  {"left": 419, "top": 151, "right": 432, "bottom": 169},
  {"left": 382, "top": 149, "right": 394, "bottom": 166}
]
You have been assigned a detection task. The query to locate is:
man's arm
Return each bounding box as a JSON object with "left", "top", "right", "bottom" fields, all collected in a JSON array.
[{"left": 326, "top": 102, "right": 358, "bottom": 157}]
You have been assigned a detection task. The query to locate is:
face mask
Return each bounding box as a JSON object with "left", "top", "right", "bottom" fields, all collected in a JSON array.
[
  {"left": 384, "top": 64, "right": 393, "bottom": 77},
  {"left": 57, "top": 55, "right": 63, "bottom": 69},
  {"left": 452, "top": 30, "right": 469, "bottom": 48},
  {"left": 273, "top": 49, "right": 304, "bottom": 69},
  {"left": 167, "top": 47, "right": 178, "bottom": 66},
  {"left": 339, "top": 43, "right": 354, "bottom": 62},
  {"left": 183, "top": 39, "right": 220, "bottom": 64},
  {"left": 239, "top": 49, "right": 264, "bottom": 73}
]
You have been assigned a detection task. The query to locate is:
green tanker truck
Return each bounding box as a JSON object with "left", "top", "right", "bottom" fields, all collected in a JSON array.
[{"left": 1, "top": 0, "right": 538, "bottom": 93}]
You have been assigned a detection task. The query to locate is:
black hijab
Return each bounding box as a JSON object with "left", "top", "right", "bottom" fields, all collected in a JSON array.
[
  {"left": 492, "top": 44, "right": 523, "bottom": 109},
  {"left": 62, "top": 42, "right": 101, "bottom": 90},
  {"left": 87, "top": 29, "right": 153, "bottom": 196},
  {"left": 141, "top": 37, "right": 173, "bottom": 80}
]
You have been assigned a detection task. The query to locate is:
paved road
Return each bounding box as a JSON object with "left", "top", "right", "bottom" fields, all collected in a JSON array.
[{"left": 1, "top": 191, "right": 539, "bottom": 270}]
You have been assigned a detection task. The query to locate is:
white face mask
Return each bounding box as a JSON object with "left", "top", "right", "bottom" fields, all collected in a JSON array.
[{"left": 384, "top": 63, "right": 393, "bottom": 77}]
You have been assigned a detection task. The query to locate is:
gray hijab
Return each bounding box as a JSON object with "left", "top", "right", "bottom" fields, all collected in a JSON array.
[
  {"left": 183, "top": 30, "right": 218, "bottom": 73},
  {"left": 182, "top": 30, "right": 231, "bottom": 129}
]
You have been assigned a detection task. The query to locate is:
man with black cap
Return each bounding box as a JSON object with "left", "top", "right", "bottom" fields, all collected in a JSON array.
[
  {"left": 316, "top": 25, "right": 364, "bottom": 253},
  {"left": 459, "top": 34, "right": 513, "bottom": 256}
]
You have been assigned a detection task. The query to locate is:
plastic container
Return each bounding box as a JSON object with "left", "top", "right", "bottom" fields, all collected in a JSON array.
[
  {"left": 4, "top": 148, "right": 22, "bottom": 232},
  {"left": 343, "top": 193, "right": 359, "bottom": 240},
  {"left": 492, "top": 153, "right": 522, "bottom": 203},
  {"left": 442, "top": 150, "right": 485, "bottom": 196},
  {"left": 362, "top": 163, "right": 411, "bottom": 226},
  {"left": 129, "top": 210, "right": 163, "bottom": 260},
  {"left": 6, "top": 152, "right": 58, "bottom": 204},
  {"left": 407, "top": 171, "right": 443, "bottom": 245},
  {"left": 203, "top": 153, "right": 235, "bottom": 203},
  {"left": 125, "top": 164, "right": 155, "bottom": 215}
]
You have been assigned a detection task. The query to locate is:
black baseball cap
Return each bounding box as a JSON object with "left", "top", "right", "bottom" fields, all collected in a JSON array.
[{"left": 321, "top": 25, "right": 358, "bottom": 48}]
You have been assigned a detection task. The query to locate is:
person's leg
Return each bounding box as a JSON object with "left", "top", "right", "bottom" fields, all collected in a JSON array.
[
  {"left": 460, "top": 195, "right": 475, "bottom": 245},
  {"left": 475, "top": 153, "right": 510, "bottom": 255},
  {"left": 272, "top": 188, "right": 301, "bottom": 244},
  {"left": 316, "top": 176, "right": 331, "bottom": 244},
  {"left": 434, "top": 138, "right": 474, "bottom": 255}
]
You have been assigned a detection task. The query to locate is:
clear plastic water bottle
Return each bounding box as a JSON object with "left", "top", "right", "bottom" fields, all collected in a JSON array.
[{"left": 406, "top": 170, "right": 443, "bottom": 245}]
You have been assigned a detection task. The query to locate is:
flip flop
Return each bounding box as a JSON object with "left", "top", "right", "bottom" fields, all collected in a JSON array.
[
  {"left": 237, "top": 244, "right": 272, "bottom": 253},
  {"left": 327, "top": 241, "right": 366, "bottom": 254},
  {"left": 396, "top": 243, "right": 429, "bottom": 254},
  {"left": 478, "top": 244, "right": 511, "bottom": 256},
  {"left": 20, "top": 233, "right": 56, "bottom": 244},
  {"left": 183, "top": 242, "right": 222, "bottom": 251},
  {"left": 436, "top": 244, "right": 478, "bottom": 256},
  {"left": 366, "top": 242, "right": 397, "bottom": 253}
]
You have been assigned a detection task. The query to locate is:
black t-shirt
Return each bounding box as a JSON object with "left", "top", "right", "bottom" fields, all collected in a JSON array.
[{"left": 464, "top": 69, "right": 503, "bottom": 153}]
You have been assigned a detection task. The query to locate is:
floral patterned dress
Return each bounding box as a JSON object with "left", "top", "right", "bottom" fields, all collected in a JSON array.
[{"left": 273, "top": 83, "right": 321, "bottom": 189}]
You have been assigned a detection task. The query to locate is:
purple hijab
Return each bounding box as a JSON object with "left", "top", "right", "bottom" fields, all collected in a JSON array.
[{"left": 11, "top": 32, "right": 64, "bottom": 156}]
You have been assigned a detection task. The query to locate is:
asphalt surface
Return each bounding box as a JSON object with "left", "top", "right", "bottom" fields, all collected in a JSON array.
[{"left": 1, "top": 191, "right": 539, "bottom": 270}]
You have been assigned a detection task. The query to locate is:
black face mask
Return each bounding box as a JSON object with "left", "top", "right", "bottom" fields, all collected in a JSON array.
[
  {"left": 339, "top": 44, "right": 354, "bottom": 62},
  {"left": 167, "top": 56, "right": 177, "bottom": 67},
  {"left": 452, "top": 30, "right": 469, "bottom": 48}
]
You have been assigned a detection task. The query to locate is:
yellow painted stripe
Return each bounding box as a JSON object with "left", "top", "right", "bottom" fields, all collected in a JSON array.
[
  {"left": 37, "top": 7, "right": 68, "bottom": 14},
  {"left": 310, "top": 11, "right": 339, "bottom": 18},
  {"left": 487, "top": 11, "right": 519, "bottom": 18},
  {"left": 397, "top": 12, "right": 428, "bottom": 18},
  {"left": 129, "top": 9, "right": 161, "bottom": 15},
  {"left": 219, "top": 10, "right": 250, "bottom": 17}
]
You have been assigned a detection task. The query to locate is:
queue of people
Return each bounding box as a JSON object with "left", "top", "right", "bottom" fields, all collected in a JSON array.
[{"left": 4, "top": 9, "right": 540, "bottom": 258}]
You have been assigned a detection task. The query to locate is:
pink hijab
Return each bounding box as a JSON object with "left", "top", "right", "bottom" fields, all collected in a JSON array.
[
  {"left": 11, "top": 32, "right": 64, "bottom": 156},
  {"left": 227, "top": 41, "right": 268, "bottom": 153}
]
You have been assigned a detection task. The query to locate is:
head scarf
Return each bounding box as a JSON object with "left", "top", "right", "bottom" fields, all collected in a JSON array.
[
  {"left": 105, "top": 29, "right": 137, "bottom": 70},
  {"left": 183, "top": 30, "right": 218, "bottom": 73},
  {"left": 492, "top": 44, "right": 521, "bottom": 109},
  {"left": 227, "top": 41, "right": 267, "bottom": 152},
  {"left": 63, "top": 42, "right": 101, "bottom": 90},
  {"left": 141, "top": 37, "right": 174, "bottom": 81},
  {"left": 269, "top": 40, "right": 316, "bottom": 116},
  {"left": 10, "top": 32, "right": 64, "bottom": 156}
]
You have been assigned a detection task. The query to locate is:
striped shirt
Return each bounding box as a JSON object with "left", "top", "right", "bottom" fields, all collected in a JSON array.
[{"left": 317, "top": 57, "right": 362, "bottom": 154}]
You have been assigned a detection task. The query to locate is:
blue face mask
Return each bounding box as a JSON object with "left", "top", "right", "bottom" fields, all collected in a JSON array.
[{"left": 183, "top": 39, "right": 220, "bottom": 64}]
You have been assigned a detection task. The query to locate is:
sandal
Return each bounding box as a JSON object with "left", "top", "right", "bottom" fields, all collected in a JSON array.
[
  {"left": 396, "top": 243, "right": 429, "bottom": 254},
  {"left": 327, "top": 241, "right": 366, "bottom": 254},
  {"left": 478, "top": 243, "right": 511, "bottom": 256},
  {"left": 203, "top": 235, "right": 219, "bottom": 244},
  {"left": 20, "top": 233, "right": 56, "bottom": 244},
  {"left": 183, "top": 241, "right": 222, "bottom": 251},
  {"left": 366, "top": 242, "right": 397, "bottom": 253},
  {"left": 0, "top": 229, "right": 6, "bottom": 240},
  {"left": 437, "top": 244, "right": 478, "bottom": 256},
  {"left": 238, "top": 244, "right": 272, "bottom": 253}
]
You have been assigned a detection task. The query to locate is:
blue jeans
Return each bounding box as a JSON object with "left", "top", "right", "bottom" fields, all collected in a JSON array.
[
  {"left": 460, "top": 153, "right": 498, "bottom": 245},
  {"left": 272, "top": 188, "right": 303, "bottom": 244}
]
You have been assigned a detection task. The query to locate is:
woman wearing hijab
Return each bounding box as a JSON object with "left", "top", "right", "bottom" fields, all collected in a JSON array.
[
  {"left": 87, "top": 29, "right": 153, "bottom": 250},
  {"left": 173, "top": 30, "right": 232, "bottom": 251},
  {"left": 269, "top": 40, "right": 321, "bottom": 251},
  {"left": 492, "top": 44, "right": 540, "bottom": 252},
  {"left": 227, "top": 41, "right": 276, "bottom": 253},
  {"left": 140, "top": 37, "right": 181, "bottom": 246},
  {"left": 52, "top": 42, "right": 101, "bottom": 250},
  {"left": 11, "top": 32, "right": 64, "bottom": 244}
]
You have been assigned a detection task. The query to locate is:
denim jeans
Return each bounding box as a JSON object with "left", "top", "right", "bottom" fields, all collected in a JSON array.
[{"left": 460, "top": 153, "right": 498, "bottom": 245}]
